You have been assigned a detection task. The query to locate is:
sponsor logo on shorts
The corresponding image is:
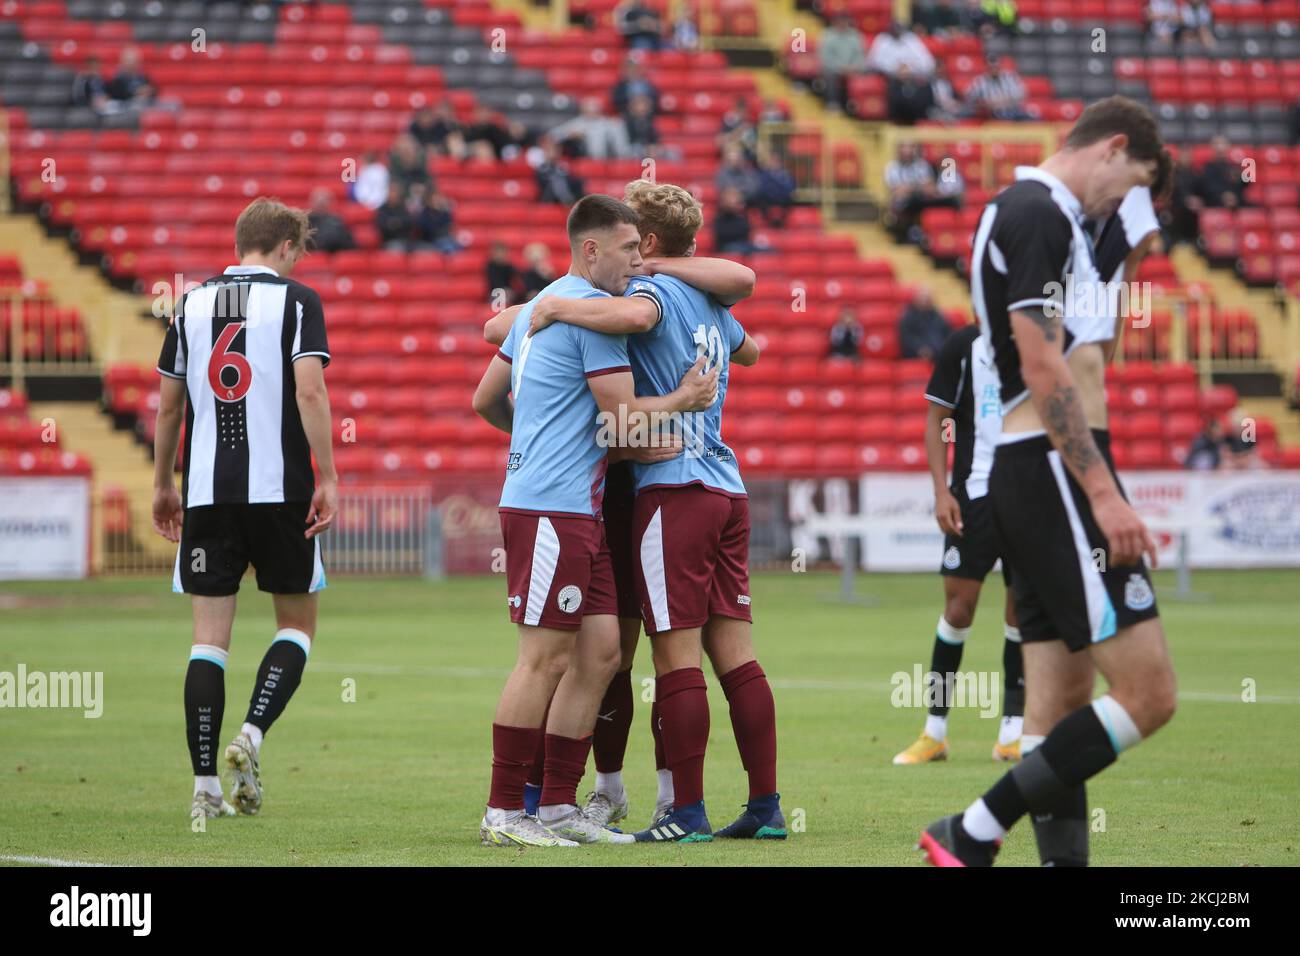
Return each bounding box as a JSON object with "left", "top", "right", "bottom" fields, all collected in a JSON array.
[
  {"left": 509, "top": 594, "right": 522, "bottom": 608},
  {"left": 943, "top": 546, "right": 961, "bottom": 570},
  {"left": 737, "top": 594, "right": 751, "bottom": 606},
  {"left": 557, "top": 585, "right": 582, "bottom": 614},
  {"left": 1124, "top": 573, "right": 1154, "bottom": 611}
]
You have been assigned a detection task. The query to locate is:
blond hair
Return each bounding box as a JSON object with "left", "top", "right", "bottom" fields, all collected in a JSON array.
[
  {"left": 234, "top": 197, "right": 312, "bottom": 257},
  {"left": 622, "top": 179, "right": 702, "bottom": 257}
]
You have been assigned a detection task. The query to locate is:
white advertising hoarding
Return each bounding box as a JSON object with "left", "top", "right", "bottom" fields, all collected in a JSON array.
[{"left": 0, "top": 477, "right": 91, "bottom": 580}]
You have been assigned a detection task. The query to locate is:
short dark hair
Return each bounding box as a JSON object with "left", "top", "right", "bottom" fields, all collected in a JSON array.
[
  {"left": 1064, "top": 96, "right": 1165, "bottom": 169},
  {"left": 566, "top": 194, "right": 640, "bottom": 245}
]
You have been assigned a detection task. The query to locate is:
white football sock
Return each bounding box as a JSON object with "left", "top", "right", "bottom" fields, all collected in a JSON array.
[
  {"left": 961, "top": 798, "right": 1007, "bottom": 843},
  {"left": 595, "top": 770, "right": 624, "bottom": 800},
  {"left": 999, "top": 715, "right": 1023, "bottom": 746},
  {"left": 240, "top": 722, "right": 263, "bottom": 753},
  {"left": 925, "top": 714, "right": 948, "bottom": 742},
  {"left": 538, "top": 803, "right": 578, "bottom": 823},
  {"left": 1020, "top": 734, "right": 1045, "bottom": 756},
  {"left": 655, "top": 768, "right": 674, "bottom": 804},
  {"left": 194, "top": 775, "right": 222, "bottom": 798}
]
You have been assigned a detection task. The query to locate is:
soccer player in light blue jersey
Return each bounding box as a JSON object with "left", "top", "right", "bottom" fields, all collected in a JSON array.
[
  {"left": 527, "top": 180, "right": 784, "bottom": 843},
  {"left": 471, "top": 195, "right": 718, "bottom": 848}
]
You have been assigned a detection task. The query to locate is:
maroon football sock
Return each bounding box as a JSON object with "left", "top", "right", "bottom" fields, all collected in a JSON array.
[
  {"left": 650, "top": 698, "right": 666, "bottom": 771},
  {"left": 526, "top": 701, "right": 551, "bottom": 789},
  {"left": 593, "top": 668, "right": 634, "bottom": 774},
  {"left": 656, "top": 667, "right": 709, "bottom": 808},
  {"left": 540, "top": 733, "right": 592, "bottom": 809},
  {"left": 488, "top": 723, "right": 542, "bottom": 811},
  {"left": 719, "top": 660, "right": 778, "bottom": 799}
]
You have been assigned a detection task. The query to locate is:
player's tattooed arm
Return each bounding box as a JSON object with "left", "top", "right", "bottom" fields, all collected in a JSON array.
[
  {"left": 529, "top": 294, "right": 659, "bottom": 337},
  {"left": 642, "top": 256, "right": 756, "bottom": 307},
  {"left": 1040, "top": 382, "right": 1103, "bottom": 473},
  {"left": 483, "top": 304, "right": 523, "bottom": 347},
  {"left": 472, "top": 356, "right": 514, "bottom": 434}
]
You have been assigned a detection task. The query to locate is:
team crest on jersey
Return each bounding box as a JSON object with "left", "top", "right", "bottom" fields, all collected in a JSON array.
[
  {"left": 943, "top": 546, "right": 961, "bottom": 570},
  {"left": 557, "top": 585, "right": 583, "bottom": 614},
  {"left": 1124, "top": 574, "right": 1154, "bottom": 611},
  {"left": 509, "top": 595, "right": 522, "bottom": 608}
]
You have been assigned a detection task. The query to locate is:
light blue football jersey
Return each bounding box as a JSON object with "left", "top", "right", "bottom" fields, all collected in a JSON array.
[
  {"left": 497, "top": 273, "right": 630, "bottom": 517},
  {"left": 624, "top": 273, "right": 747, "bottom": 497}
]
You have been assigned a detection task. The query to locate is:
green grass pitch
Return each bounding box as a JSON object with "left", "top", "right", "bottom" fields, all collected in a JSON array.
[{"left": 1, "top": 570, "right": 1297, "bottom": 866}]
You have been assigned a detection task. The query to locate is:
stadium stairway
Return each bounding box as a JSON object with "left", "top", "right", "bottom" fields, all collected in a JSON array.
[{"left": 0, "top": 212, "right": 167, "bottom": 567}]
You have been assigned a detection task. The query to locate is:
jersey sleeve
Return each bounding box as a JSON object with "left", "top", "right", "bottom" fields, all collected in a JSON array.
[
  {"left": 156, "top": 297, "right": 186, "bottom": 379},
  {"left": 291, "top": 288, "right": 331, "bottom": 367},
  {"left": 724, "top": 309, "right": 746, "bottom": 353},
  {"left": 624, "top": 277, "right": 666, "bottom": 338},
  {"left": 497, "top": 312, "right": 518, "bottom": 363},
  {"left": 924, "top": 327, "right": 969, "bottom": 408},
  {"left": 995, "top": 196, "right": 1073, "bottom": 314},
  {"left": 575, "top": 326, "right": 631, "bottom": 378}
]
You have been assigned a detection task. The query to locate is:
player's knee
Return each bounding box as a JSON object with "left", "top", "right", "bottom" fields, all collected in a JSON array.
[{"left": 942, "top": 599, "right": 976, "bottom": 630}]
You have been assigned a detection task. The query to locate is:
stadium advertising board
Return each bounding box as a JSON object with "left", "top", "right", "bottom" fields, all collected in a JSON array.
[{"left": 0, "top": 477, "right": 91, "bottom": 580}]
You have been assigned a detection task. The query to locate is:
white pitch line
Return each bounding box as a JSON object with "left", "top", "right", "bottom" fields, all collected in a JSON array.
[
  {"left": 0, "top": 854, "right": 112, "bottom": 868},
  {"left": 305, "top": 662, "right": 1300, "bottom": 703}
]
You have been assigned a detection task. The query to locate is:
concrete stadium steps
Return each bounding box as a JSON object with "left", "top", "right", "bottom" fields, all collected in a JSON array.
[
  {"left": 27, "top": 400, "right": 172, "bottom": 568},
  {"left": 0, "top": 214, "right": 158, "bottom": 368}
]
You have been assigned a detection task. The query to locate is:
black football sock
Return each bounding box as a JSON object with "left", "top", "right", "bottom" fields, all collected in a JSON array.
[
  {"left": 1031, "top": 783, "right": 1089, "bottom": 866},
  {"left": 928, "top": 617, "right": 969, "bottom": 719},
  {"left": 1002, "top": 628, "right": 1025, "bottom": 719},
  {"left": 185, "top": 645, "right": 228, "bottom": 778},
  {"left": 243, "top": 629, "right": 310, "bottom": 737},
  {"left": 981, "top": 701, "right": 1124, "bottom": 830}
]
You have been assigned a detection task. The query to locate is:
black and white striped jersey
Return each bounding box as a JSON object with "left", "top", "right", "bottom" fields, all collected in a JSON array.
[
  {"left": 1092, "top": 185, "right": 1160, "bottom": 285},
  {"left": 925, "top": 325, "right": 1003, "bottom": 499},
  {"left": 970, "top": 166, "right": 1105, "bottom": 413},
  {"left": 156, "top": 265, "right": 330, "bottom": 509}
]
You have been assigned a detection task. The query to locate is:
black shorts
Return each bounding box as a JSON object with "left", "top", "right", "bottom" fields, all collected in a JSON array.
[
  {"left": 989, "top": 430, "right": 1158, "bottom": 652},
  {"left": 173, "top": 502, "right": 326, "bottom": 597},
  {"left": 940, "top": 487, "right": 1010, "bottom": 585}
]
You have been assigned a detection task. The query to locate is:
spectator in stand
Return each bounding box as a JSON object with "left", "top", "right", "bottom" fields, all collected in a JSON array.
[
  {"left": 828, "top": 307, "right": 865, "bottom": 361},
  {"left": 758, "top": 97, "right": 791, "bottom": 124},
  {"left": 351, "top": 152, "right": 390, "bottom": 210},
  {"left": 533, "top": 137, "right": 585, "bottom": 205},
  {"left": 957, "top": 0, "right": 996, "bottom": 36},
  {"left": 1222, "top": 409, "right": 1263, "bottom": 470},
  {"left": 520, "top": 242, "right": 556, "bottom": 301},
  {"left": 1179, "top": 0, "right": 1215, "bottom": 50},
  {"left": 72, "top": 57, "right": 114, "bottom": 114},
  {"left": 551, "top": 97, "right": 632, "bottom": 160},
  {"left": 714, "top": 187, "right": 768, "bottom": 255},
  {"left": 915, "top": 0, "right": 962, "bottom": 38},
  {"left": 410, "top": 102, "right": 466, "bottom": 158},
  {"left": 463, "top": 105, "right": 511, "bottom": 160},
  {"left": 966, "top": 55, "right": 1028, "bottom": 120},
  {"left": 885, "top": 142, "right": 957, "bottom": 243},
  {"left": 672, "top": 7, "right": 700, "bottom": 50},
  {"left": 898, "top": 287, "right": 952, "bottom": 361},
  {"left": 616, "top": 0, "right": 664, "bottom": 51},
  {"left": 306, "top": 188, "right": 355, "bottom": 254},
  {"left": 887, "top": 63, "right": 936, "bottom": 125},
  {"left": 625, "top": 94, "right": 661, "bottom": 157},
  {"left": 1162, "top": 149, "right": 1201, "bottom": 247},
  {"left": 1196, "top": 135, "right": 1245, "bottom": 209},
  {"left": 819, "top": 14, "right": 869, "bottom": 111},
  {"left": 413, "top": 186, "right": 462, "bottom": 254},
  {"left": 486, "top": 241, "right": 521, "bottom": 305},
  {"left": 866, "top": 22, "right": 935, "bottom": 80},
  {"left": 107, "top": 46, "right": 155, "bottom": 108},
  {"left": 718, "top": 98, "right": 758, "bottom": 159},
  {"left": 388, "top": 133, "right": 431, "bottom": 195},
  {"left": 1145, "top": 0, "right": 1181, "bottom": 46},
  {"left": 753, "top": 151, "right": 796, "bottom": 226},
  {"left": 612, "top": 58, "right": 660, "bottom": 119},
  {"left": 376, "top": 181, "right": 417, "bottom": 251},
  {"left": 928, "top": 60, "right": 966, "bottom": 122},
  {"left": 716, "top": 143, "right": 760, "bottom": 203},
  {"left": 979, "top": 0, "right": 1019, "bottom": 36},
  {"left": 1184, "top": 416, "right": 1226, "bottom": 470}
]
